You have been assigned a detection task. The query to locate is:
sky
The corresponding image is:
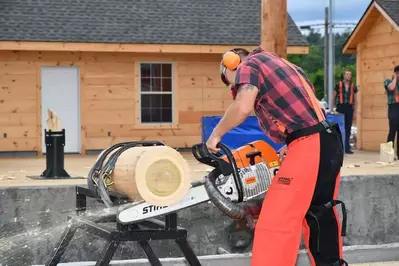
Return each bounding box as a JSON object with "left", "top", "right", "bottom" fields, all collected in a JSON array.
[{"left": 287, "top": 0, "right": 372, "bottom": 34}]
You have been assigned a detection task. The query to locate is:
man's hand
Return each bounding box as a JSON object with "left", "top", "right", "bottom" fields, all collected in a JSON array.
[
  {"left": 206, "top": 134, "right": 221, "bottom": 153},
  {"left": 387, "top": 75, "right": 397, "bottom": 91},
  {"left": 207, "top": 83, "right": 259, "bottom": 150},
  {"left": 278, "top": 145, "right": 288, "bottom": 162}
]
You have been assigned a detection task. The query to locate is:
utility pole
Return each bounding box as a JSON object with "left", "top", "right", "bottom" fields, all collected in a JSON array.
[
  {"left": 324, "top": 6, "right": 329, "bottom": 103},
  {"left": 328, "top": 0, "right": 334, "bottom": 110}
]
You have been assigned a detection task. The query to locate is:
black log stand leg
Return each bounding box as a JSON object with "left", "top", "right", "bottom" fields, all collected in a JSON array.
[
  {"left": 176, "top": 238, "right": 201, "bottom": 266},
  {"left": 46, "top": 186, "right": 202, "bottom": 266},
  {"left": 40, "top": 129, "right": 71, "bottom": 179},
  {"left": 45, "top": 223, "right": 79, "bottom": 266},
  {"left": 96, "top": 240, "right": 121, "bottom": 266},
  {"left": 139, "top": 240, "right": 162, "bottom": 266},
  {"left": 166, "top": 213, "right": 201, "bottom": 266}
]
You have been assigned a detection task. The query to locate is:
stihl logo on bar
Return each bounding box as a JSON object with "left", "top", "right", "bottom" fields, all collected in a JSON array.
[
  {"left": 142, "top": 205, "right": 168, "bottom": 214},
  {"left": 277, "top": 177, "right": 292, "bottom": 185}
]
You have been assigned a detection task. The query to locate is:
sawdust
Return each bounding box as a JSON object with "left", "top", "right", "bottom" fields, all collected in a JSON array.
[{"left": 0, "top": 150, "right": 398, "bottom": 188}]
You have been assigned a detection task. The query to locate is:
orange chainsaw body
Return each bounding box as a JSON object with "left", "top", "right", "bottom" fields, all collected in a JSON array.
[{"left": 220, "top": 140, "right": 281, "bottom": 170}]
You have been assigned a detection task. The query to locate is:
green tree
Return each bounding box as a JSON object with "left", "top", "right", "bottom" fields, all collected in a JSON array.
[{"left": 287, "top": 28, "right": 357, "bottom": 100}]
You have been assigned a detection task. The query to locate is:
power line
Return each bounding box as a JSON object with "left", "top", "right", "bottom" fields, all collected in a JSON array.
[
  {"left": 297, "top": 3, "right": 358, "bottom": 107},
  {"left": 299, "top": 22, "right": 357, "bottom": 29}
]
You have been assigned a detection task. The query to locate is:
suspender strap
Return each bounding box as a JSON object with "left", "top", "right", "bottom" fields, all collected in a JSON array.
[
  {"left": 324, "top": 200, "right": 347, "bottom": 236},
  {"left": 280, "top": 58, "right": 326, "bottom": 122},
  {"left": 339, "top": 81, "right": 344, "bottom": 104},
  {"left": 339, "top": 81, "right": 355, "bottom": 104}
]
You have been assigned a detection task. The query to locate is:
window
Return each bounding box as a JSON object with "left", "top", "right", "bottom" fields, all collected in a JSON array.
[{"left": 139, "top": 63, "right": 173, "bottom": 124}]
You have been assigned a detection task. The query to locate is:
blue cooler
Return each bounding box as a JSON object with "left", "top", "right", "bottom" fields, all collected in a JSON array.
[{"left": 326, "top": 113, "right": 345, "bottom": 148}]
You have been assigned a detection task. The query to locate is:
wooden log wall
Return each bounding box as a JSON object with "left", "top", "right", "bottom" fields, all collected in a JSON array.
[
  {"left": 0, "top": 51, "right": 231, "bottom": 153},
  {"left": 358, "top": 13, "right": 399, "bottom": 150}
]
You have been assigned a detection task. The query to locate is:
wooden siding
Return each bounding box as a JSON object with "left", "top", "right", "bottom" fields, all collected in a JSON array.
[
  {"left": 357, "top": 13, "right": 399, "bottom": 150},
  {"left": 0, "top": 51, "right": 230, "bottom": 153}
]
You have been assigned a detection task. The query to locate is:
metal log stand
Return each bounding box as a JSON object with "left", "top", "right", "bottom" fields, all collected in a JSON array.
[
  {"left": 40, "top": 129, "right": 70, "bottom": 178},
  {"left": 45, "top": 186, "right": 202, "bottom": 266}
]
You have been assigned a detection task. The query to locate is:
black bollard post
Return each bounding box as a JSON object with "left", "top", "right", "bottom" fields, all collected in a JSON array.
[{"left": 40, "top": 129, "right": 71, "bottom": 179}]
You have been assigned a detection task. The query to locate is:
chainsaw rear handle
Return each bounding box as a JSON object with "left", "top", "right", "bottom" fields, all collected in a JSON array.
[{"left": 192, "top": 142, "right": 244, "bottom": 203}]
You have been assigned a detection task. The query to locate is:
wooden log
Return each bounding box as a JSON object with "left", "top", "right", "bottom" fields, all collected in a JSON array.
[
  {"left": 99, "top": 145, "right": 191, "bottom": 206},
  {"left": 46, "top": 108, "right": 62, "bottom": 131},
  {"left": 261, "top": 0, "right": 288, "bottom": 58}
]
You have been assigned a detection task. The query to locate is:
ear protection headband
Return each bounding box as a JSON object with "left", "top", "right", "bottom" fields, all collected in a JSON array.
[
  {"left": 222, "top": 50, "right": 242, "bottom": 70},
  {"left": 220, "top": 48, "right": 249, "bottom": 86}
]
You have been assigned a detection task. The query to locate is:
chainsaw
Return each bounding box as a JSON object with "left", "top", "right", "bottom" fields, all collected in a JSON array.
[{"left": 88, "top": 140, "right": 281, "bottom": 227}]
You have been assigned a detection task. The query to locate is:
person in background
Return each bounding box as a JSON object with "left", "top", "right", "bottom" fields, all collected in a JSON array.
[
  {"left": 384, "top": 65, "right": 399, "bottom": 160},
  {"left": 331, "top": 70, "right": 359, "bottom": 154}
]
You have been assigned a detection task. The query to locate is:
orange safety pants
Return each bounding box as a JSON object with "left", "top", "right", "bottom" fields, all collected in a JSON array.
[{"left": 251, "top": 124, "right": 346, "bottom": 266}]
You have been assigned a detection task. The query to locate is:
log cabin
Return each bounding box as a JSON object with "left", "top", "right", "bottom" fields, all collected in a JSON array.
[
  {"left": 0, "top": 0, "right": 309, "bottom": 155},
  {"left": 342, "top": 0, "right": 399, "bottom": 151}
]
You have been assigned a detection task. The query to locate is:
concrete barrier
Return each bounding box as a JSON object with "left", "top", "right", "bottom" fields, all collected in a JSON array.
[
  {"left": 0, "top": 174, "right": 398, "bottom": 265},
  {"left": 31, "top": 243, "right": 399, "bottom": 266}
]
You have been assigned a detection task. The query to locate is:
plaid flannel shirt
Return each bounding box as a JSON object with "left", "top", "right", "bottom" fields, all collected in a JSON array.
[
  {"left": 384, "top": 79, "right": 399, "bottom": 105},
  {"left": 233, "top": 46, "right": 321, "bottom": 144}
]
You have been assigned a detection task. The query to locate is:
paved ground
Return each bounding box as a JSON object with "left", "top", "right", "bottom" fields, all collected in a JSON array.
[{"left": 0, "top": 149, "right": 398, "bottom": 188}]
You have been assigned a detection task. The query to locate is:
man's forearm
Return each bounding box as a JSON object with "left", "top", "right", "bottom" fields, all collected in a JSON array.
[
  {"left": 211, "top": 101, "right": 251, "bottom": 138},
  {"left": 331, "top": 91, "right": 336, "bottom": 111},
  {"left": 388, "top": 77, "right": 397, "bottom": 91}
]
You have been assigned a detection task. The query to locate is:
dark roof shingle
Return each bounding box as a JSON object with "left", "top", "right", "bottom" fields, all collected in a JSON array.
[
  {"left": 376, "top": 0, "right": 399, "bottom": 26},
  {"left": 0, "top": 0, "right": 308, "bottom": 46}
]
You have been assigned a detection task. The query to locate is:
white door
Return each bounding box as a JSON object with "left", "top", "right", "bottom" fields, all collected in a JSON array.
[{"left": 41, "top": 66, "right": 80, "bottom": 153}]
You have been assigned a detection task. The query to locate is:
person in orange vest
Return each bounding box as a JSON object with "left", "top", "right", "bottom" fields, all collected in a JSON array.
[
  {"left": 384, "top": 65, "right": 399, "bottom": 159},
  {"left": 331, "top": 70, "right": 359, "bottom": 154}
]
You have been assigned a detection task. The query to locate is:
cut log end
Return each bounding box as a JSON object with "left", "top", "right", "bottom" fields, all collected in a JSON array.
[
  {"left": 145, "top": 159, "right": 182, "bottom": 197},
  {"left": 107, "top": 145, "right": 191, "bottom": 206},
  {"left": 134, "top": 146, "right": 191, "bottom": 206}
]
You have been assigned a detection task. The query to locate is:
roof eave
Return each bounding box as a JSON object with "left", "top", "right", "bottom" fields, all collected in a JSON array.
[{"left": 0, "top": 41, "right": 310, "bottom": 54}]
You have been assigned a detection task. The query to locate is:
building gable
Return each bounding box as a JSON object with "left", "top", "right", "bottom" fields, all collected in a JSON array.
[{"left": 343, "top": 0, "right": 399, "bottom": 54}]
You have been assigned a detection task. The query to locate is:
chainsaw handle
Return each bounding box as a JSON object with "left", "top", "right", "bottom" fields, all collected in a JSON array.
[
  {"left": 192, "top": 143, "right": 226, "bottom": 169},
  {"left": 192, "top": 142, "right": 244, "bottom": 202}
]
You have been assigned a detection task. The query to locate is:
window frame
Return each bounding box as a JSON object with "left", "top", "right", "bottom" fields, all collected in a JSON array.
[{"left": 137, "top": 61, "right": 175, "bottom": 125}]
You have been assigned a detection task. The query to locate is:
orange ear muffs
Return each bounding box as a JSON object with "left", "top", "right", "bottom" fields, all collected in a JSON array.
[{"left": 222, "top": 51, "right": 241, "bottom": 70}]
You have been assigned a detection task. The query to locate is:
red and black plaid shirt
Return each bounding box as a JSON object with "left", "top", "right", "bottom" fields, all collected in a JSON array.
[{"left": 232, "top": 46, "right": 321, "bottom": 144}]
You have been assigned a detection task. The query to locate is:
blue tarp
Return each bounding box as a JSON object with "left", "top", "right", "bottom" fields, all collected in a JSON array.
[
  {"left": 201, "top": 114, "right": 346, "bottom": 151},
  {"left": 201, "top": 116, "right": 285, "bottom": 151}
]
